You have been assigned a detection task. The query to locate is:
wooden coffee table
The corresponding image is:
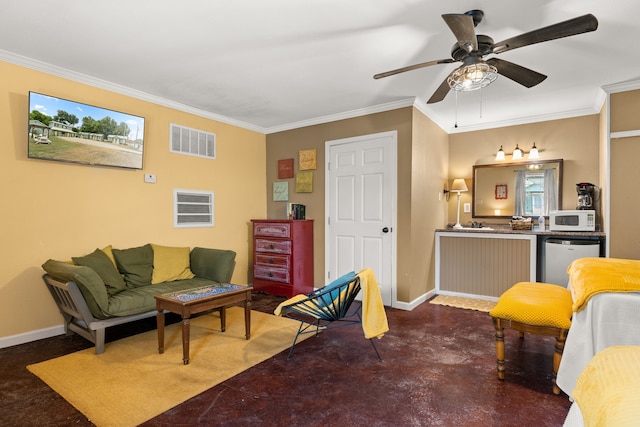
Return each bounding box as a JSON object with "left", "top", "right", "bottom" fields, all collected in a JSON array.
[{"left": 155, "top": 283, "right": 252, "bottom": 364}]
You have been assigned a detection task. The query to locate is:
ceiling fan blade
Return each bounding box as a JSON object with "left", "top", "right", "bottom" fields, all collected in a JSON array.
[
  {"left": 442, "top": 13, "right": 478, "bottom": 53},
  {"left": 426, "top": 75, "right": 453, "bottom": 104},
  {"left": 373, "top": 58, "right": 454, "bottom": 79},
  {"left": 492, "top": 14, "right": 598, "bottom": 54},
  {"left": 486, "top": 58, "right": 547, "bottom": 88}
]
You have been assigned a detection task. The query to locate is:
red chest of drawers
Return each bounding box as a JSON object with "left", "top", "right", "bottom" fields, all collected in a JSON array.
[{"left": 251, "top": 219, "right": 314, "bottom": 297}]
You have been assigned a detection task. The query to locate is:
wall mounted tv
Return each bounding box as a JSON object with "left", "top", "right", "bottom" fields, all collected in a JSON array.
[{"left": 28, "top": 92, "right": 145, "bottom": 170}]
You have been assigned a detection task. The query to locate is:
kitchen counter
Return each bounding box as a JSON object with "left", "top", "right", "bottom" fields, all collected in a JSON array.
[
  {"left": 435, "top": 225, "right": 606, "bottom": 298},
  {"left": 436, "top": 224, "right": 606, "bottom": 238}
]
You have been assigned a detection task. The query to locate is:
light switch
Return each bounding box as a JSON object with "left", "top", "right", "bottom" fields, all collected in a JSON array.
[
  {"left": 144, "top": 173, "right": 156, "bottom": 183},
  {"left": 463, "top": 203, "right": 471, "bottom": 213}
]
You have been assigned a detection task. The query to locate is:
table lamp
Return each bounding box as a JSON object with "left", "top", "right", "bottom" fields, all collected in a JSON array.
[{"left": 451, "top": 178, "right": 468, "bottom": 229}]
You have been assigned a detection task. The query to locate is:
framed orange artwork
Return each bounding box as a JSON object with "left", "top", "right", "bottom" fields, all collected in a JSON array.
[
  {"left": 299, "top": 149, "right": 316, "bottom": 170},
  {"left": 278, "top": 158, "right": 294, "bottom": 179}
]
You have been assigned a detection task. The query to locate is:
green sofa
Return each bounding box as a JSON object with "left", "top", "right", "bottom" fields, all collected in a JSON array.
[{"left": 42, "top": 244, "right": 237, "bottom": 354}]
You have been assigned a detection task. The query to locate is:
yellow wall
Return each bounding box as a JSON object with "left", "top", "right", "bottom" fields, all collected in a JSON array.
[
  {"left": 265, "top": 107, "right": 448, "bottom": 304},
  {"left": 448, "top": 115, "right": 601, "bottom": 225},
  {"left": 0, "top": 61, "right": 266, "bottom": 339},
  {"left": 409, "top": 109, "right": 449, "bottom": 301}
]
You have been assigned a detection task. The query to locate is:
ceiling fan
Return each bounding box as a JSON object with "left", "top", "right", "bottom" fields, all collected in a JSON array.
[{"left": 373, "top": 10, "right": 598, "bottom": 104}]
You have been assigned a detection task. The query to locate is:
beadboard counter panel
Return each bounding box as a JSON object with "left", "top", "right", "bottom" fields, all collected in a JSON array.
[{"left": 435, "top": 232, "right": 537, "bottom": 299}]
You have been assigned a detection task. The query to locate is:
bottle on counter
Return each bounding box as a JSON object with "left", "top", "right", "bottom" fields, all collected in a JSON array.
[{"left": 538, "top": 215, "right": 545, "bottom": 230}]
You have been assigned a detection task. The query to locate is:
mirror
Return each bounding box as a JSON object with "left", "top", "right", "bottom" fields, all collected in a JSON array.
[{"left": 472, "top": 159, "right": 563, "bottom": 218}]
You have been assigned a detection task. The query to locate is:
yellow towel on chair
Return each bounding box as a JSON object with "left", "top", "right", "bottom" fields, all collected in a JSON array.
[
  {"left": 273, "top": 268, "right": 389, "bottom": 339},
  {"left": 273, "top": 294, "right": 308, "bottom": 317},
  {"left": 358, "top": 268, "right": 389, "bottom": 339}
]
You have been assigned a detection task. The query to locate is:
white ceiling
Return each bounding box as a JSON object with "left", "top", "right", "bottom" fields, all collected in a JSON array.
[{"left": 1, "top": 0, "right": 638, "bottom": 134}]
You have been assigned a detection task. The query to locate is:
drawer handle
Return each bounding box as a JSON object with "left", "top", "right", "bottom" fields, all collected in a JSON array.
[
  {"left": 268, "top": 258, "right": 275, "bottom": 264},
  {"left": 268, "top": 272, "right": 274, "bottom": 277},
  {"left": 269, "top": 244, "right": 275, "bottom": 249}
]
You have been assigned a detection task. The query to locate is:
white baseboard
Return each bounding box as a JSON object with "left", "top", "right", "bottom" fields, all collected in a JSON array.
[
  {"left": 393, "top": 288, "right": 436, "bottom": 311},
  {"left": 0, "top": 288, "right": 439, "bottom": 348},
  {"left": 0, "top": 325, "right": 65, "bottom": 349}
]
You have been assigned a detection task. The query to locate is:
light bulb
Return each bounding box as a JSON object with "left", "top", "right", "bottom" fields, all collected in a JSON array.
[{"left": 512, "top": 144, "right": 523, "bottom": 160}]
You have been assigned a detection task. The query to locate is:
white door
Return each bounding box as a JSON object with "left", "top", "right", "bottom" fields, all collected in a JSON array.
[{"left": 325, "top": 131, "right": 397, "bottom": 306}]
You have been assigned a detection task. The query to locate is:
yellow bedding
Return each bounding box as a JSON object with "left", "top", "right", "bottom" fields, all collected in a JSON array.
[
  {"left": 573, "top": 346, "right": 640, "bottom": 426},
  {"left": 568, "top": 257, "right": 640, "bottom": 312}
]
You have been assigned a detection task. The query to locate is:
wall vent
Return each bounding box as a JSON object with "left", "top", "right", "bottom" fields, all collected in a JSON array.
[
  {"left": 174, "top": 189, "right": 214, "bottom": 228},
  {"left": 170, "top": 123, "right": 216, "bottom": 159}
]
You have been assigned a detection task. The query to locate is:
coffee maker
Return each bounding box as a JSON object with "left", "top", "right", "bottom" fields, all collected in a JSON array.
[{"left": 576, "top": 182, "right": 596, "bottom": 210}]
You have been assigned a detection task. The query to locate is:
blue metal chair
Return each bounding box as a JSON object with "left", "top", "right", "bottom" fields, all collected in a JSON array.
[{"left": 278, "top": 273, "right": 383, "bottom": 361}]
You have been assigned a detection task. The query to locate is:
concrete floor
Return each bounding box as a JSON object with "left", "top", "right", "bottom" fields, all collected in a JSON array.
[{"left": 0, "top": 293, "right": 571, "bottom": 426}]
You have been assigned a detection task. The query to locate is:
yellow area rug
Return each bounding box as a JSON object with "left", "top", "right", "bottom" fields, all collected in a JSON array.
[
  {"left": 27, "top": 307, "right": 308, "bottom": 427},
  {"left": 429, "top": 295, "right": 497, "bottom": 312}
]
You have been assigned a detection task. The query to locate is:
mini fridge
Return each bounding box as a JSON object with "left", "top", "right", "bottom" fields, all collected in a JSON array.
[{"left": 543, "top": 239, "right": 601, "bottom": 287}]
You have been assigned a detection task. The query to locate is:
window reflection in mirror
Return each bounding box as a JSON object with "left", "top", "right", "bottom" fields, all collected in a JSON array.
[
  {"left": 524, "top": 171, "right": 545, "bottom": 215},
  {"left": 472, "top": 159, "right": 563, "bottom": 218}
]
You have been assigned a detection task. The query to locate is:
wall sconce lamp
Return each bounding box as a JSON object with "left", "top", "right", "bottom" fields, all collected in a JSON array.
[
  {"left": 451, "top": 178, "right": 468, "bottom": 229},
  {"left": 495, "top": 143, "right": 541, "bottom": 161},
  {"left": 512, "top": 144, "right": 523, "bottom": 160}
]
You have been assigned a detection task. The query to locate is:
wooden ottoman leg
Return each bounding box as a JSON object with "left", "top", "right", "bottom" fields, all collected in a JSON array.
[
  {"left": 492, "top": 317, "right": 506, "bottom": 380},
  {"left": 552, "top": 328, "right": 569, "bottom": 395}
]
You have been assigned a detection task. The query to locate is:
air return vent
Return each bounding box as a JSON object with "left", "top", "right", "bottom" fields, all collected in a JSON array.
[
  {"left": 170, "top": 123, "right": 216, "bottom": 159},
  {"left": 174, "top": 189, "right": 214, "bottom": 228}
]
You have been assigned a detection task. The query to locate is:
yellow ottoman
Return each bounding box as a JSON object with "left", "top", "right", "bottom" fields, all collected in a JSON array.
[{"left": 489, "top": 282, "right": 572, "bottom": 395}]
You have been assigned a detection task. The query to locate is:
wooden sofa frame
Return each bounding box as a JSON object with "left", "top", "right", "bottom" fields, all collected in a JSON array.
[{"left": 43, "top": 274, "right": 162, "bottom": 354}]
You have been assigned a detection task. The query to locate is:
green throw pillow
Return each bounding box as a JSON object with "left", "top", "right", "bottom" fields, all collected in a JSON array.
[
  {"left": 112, "top": 244, "right": 154, "bottom": 287},
  {"left": 72, "top": 249, "right": 127, "bottom": 296}
]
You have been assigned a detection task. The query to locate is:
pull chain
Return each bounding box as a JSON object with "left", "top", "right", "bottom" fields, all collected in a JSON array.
[{"left": 454, "top": 90, "right": 458, "bottom": 128}]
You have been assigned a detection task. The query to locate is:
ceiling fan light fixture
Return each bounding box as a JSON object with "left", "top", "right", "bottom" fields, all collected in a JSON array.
[{"left": 447, "top": 62, "right": 498, "bottom": 92}]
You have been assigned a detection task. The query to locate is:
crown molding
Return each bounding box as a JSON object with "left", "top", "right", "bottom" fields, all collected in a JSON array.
[
  {"left": 0, "top": 49, "right": 266, "bottom": 134},
  {"left": 3, "top": 48, "right": 623, "bottom": 136},
  {"left": 603, "top": 79, "right": 640, "bottom": 94},
  {"left": 416, "top": 89, "right": 606, "bottom": 135},
  {"left": 264, "top": 98, "right": 416, "bottom": 134}
]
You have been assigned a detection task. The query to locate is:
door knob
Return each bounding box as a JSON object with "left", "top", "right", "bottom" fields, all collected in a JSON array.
[{"left": 382, "top": 227, "right": 389, "bottom": 233}]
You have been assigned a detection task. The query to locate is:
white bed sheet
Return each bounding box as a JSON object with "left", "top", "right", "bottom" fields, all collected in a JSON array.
[
  {"left": 556, "top": 291, "right": 640, "bottom": 397},
  {"left": 563, "top": 403, "right": 584, "bottom": 427}
]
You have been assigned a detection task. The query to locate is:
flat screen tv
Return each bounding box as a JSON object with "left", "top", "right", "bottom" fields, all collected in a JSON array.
[{"left": 28, "top": 91, "right": 145, "bottom": 170}]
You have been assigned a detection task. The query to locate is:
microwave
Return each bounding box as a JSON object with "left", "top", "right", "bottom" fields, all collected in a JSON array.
[{"left": 549, "top": 210, "right": 596, "bottom": 231}]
